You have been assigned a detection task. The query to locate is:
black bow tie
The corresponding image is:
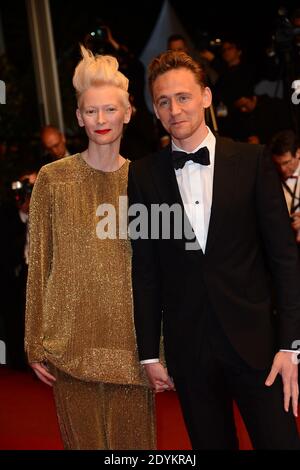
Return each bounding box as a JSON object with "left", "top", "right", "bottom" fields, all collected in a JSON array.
[{"left": 172, "top": 147, "right": 210, "bottom": 170}]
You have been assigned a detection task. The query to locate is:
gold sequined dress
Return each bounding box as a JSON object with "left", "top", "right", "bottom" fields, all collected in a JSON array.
[{"left": 25, "top": 154, "right": 147, "bottom": 386}]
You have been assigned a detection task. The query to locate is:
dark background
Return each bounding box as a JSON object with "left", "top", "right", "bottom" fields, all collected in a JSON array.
[
  {"left": 0, "top": 0, "right": 299, "bottom": 138},
  {"left": 2, "top": 1, "right": 300, "bottom": 70}
]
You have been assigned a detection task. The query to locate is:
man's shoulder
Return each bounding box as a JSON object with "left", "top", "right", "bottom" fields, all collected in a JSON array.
[
  {"left": 130, "top": 148, "right": 169, "bottom": 174},
  {"left": 216, "top": 136, "right": 264, "bottom": 159}
]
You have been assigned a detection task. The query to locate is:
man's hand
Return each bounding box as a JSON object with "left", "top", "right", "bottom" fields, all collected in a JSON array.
[
  {"left": 199, "top": 50, "right": 215, "bottom": 62},
  {"left": 30, "top": 362, "right": 56, "bottom": 386},
  {"left": 265, "top": 351, "right": 299, "bottom": 417},
  {"left": 143, "top": 362, "right": 175, "bottom": 393}
]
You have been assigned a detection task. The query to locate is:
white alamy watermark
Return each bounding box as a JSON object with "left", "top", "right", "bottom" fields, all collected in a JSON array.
[
  {"left": 291, "top": 80, "right": 300, "bottom": 105},
  {"left": 95, "top": 196, "right": 199, "bottom": 250},
  {"left": 0, "top": 340, "right": 6, "bottom": 364},
  {"left": 0, "top": 80, "right": 5, "bottom": 104},
  {"left": 291, "top": 340, "right": 300, "bottom": 365}
]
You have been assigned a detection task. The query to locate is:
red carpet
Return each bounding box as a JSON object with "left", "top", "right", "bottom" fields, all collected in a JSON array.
[
  {"left": 0, "top": 366, "right": 62, "bottom": 450},
  {"left": 0, "top": 366, "right": 298, "bottom": 450}
]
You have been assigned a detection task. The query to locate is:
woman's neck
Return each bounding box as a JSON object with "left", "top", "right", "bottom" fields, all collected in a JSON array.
[{"left": 82, "top": 142, "right": 125, "bottom": 171}]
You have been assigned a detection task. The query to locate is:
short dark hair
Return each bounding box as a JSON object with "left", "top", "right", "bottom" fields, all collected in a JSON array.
[
  {"left": 269, "top": 129, "right": 299, "bottom": 156},
  {"left": 221, "top": 38, "right": 242, "bottom": 51},
  {"left": 148, "top": 50, "right": 206, "bottom": 98}
]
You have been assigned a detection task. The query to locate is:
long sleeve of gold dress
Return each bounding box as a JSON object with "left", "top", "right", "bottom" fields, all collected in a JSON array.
[{"left": 25, "top": 154, "right": 147, "bottom": 386}]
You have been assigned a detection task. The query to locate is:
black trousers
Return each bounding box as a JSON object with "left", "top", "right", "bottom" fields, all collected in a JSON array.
[{"left": 173, "top": 308, "right": 300, "bottom": 450}]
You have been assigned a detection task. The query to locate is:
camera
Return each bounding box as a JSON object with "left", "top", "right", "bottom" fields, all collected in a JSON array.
[
  {"left": 11, "top": 178, "right": 34, "bottom": 205},
  {"left": 272, "top": 8, "right": 300, "bottom": 52},
  {"left": 274, "top": 18, "right": 300, "bottom": 50},
  {"left": 85, "top": 21, "right": 110, "bottom": 55},
  {"left": 196, "top": 30, "right": 222, "bottom": 52},
  {"left": 90, "top": 25, "right": 108, "bottom": 43}
]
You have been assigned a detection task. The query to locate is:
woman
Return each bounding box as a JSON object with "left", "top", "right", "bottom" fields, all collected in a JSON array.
[{"left": 25, "top": 46, "right": 156, "bottom": 450}]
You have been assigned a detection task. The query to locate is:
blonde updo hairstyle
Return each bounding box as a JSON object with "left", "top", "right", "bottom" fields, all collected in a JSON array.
[{"left": 73, "top": 45, "right": 130, "bottom": 109}]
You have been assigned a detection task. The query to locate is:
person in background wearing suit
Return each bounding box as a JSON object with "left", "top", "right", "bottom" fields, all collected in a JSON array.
[
  {"left": 269, "top": 130, "right": 300, "bottom": 244},
  {"left": 128, "top": 50, "right": 300, "bottom": 449},
  {"left": 40, "top": 125, "right": 70, "bottom": 162}
]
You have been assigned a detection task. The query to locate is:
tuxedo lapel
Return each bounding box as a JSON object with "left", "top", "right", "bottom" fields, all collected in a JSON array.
[
  {"left": 150, "top": 145, "right": 182, "bottom": 206},
  {"left": 205, "top": 137, "right": 238, "bottom": 254},
  {"left": 150, "top": 146, "right": 198, "bottom": 250}
]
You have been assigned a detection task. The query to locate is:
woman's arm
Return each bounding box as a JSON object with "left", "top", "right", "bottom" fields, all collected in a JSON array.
[{"left": 25, "top": 168, "right": 53, "bottom": 364}]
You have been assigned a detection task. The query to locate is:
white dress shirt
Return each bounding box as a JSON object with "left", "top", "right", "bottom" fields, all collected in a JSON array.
[
  {"left": 173, "top": 127, "right": 216, "bottom": 253},
  {"left": 282, "top": 164, "right": 300, "bottom": 215}
]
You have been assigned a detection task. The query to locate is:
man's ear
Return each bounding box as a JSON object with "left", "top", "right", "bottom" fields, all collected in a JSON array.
[
  {"left": 203, "top": 87, "right": 212, "bottom": 109},
  {"left": 76, "top": 108, "right": 84, "bottom": 128},
  {"left": 296, "top": 148, "right": 300, "bottom": 160}
]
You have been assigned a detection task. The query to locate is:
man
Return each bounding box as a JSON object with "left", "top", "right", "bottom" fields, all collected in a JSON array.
[
  {"left": 213, "top": 40, "right": 256, "bottom": 138},
  {"left": 270, "top": 129, "right": 300, "bottom": 243},
  {"left": 233, "top": 91, "right": 293, "bottom": 144},
  {"left": 128, "top": 50, "right": 300, "bottom": 449},
  {"left": 40, "top": 125, "right": 69, "bottom": 162},
  {"left": 168, "top": 34, "right": 218, "bottom": 88}
]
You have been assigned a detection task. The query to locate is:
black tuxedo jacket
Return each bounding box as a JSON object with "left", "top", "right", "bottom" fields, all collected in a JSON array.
[{"left": 128, "top": 136, "right": 300, "bottom": 376}]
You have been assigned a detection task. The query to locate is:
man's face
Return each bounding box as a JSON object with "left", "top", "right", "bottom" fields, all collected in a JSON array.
[
  {"left": 272, "top": 151, "right": 300, "bottom": 180},
  {"left": 221, "top": 42, "right": 241, "bottom": 66},
  {"left": 235, "top": 96, "right": 256, "bottom": 113},
  {"left": 168, "top": 39, "right": 187, "bottom": 52},
  {"left": 152, "top": 68, "right": 212, "bottom": 149},
  {"left": 42, "top": 130, "right": 66, "bottom": 159}
]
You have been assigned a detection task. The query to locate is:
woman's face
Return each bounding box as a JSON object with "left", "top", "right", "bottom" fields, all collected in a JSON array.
[{"left": 76, "top": 85, "right": 131, "bottom": 146}]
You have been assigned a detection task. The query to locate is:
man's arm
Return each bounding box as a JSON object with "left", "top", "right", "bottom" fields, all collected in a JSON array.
[
  {"left": 128, "top": 163, "right": 163, "bottom": 360},
  {"left": 128, "top": 164, "right": 174, "bottom": 391},
  {"left": 143, "top": 363, "right": 175, "bottom": 392},
  {"left": 256, "top": 147, "right": 300, "bottom": 415},
  {"left": 265, "top": 351, "right": 299, "bottom": 417}
]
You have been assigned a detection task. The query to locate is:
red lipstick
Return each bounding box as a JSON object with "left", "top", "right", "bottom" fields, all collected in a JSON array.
[{"left": 95, "top": 129, "right": 111, "bottom": 134}]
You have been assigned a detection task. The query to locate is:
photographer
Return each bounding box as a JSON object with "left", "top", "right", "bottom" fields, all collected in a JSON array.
[
  {"left": 168, "top": 33, "right": 219, "bottom": 87},
  {"left": 84, "top": 22, "right": 158, "bottom": 160},
  {"left": 213, "top": 39, "right": 257, "bottom": 138},
  {"left": 262, "top": 8, "right": 300, "bottom": 134},
  {"left": 233, "top": 87, "right": 293, "bottom": 144},
  {"left": 269, "top": 129, "right": 300, "bottom": 244},
  {"left": 84, "top": 21, "right": 146, "bottom": 110},
  {"left": 265, "top": 8, "right": 300, "bottom": 84},
  {"left": 0, "top": 169, "right": 37, "bottom": 369}
]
